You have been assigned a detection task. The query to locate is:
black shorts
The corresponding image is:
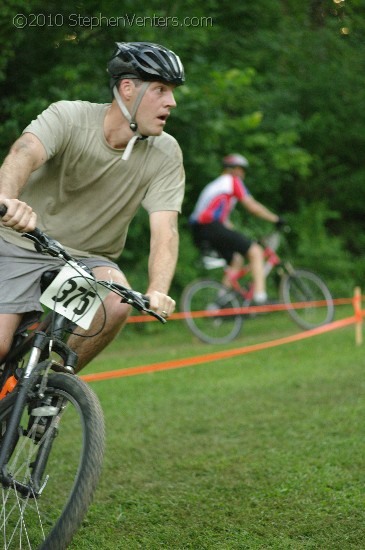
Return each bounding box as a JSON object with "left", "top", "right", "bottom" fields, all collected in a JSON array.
[{"left": 191, "top": 221, "right": 254, "bottom": 263}]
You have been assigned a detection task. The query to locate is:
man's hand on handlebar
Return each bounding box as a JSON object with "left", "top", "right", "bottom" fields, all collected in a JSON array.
[
  {"left": 275, "top": 217, "right": 286, "bottom": 229},
  {"left": 0, "top": 198, "right": 37, "bottom": 232},
  {"left": 145, "top": 289, "right": 175, "bottom": 319},
  {"left": 275, "top": 216, "right": 291, "bottom": 233}
]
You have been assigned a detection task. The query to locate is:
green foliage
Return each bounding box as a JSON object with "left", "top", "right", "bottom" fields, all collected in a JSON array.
[
  {"left": 286, "top": 202, "right": 356, "bottom": 296},
  {"left": 0, "top": 0, "right": 30, "bottom": 80},
  {"left": 171, "top": 65, "right": 313, "bottom": 217},
  {"left": 1, "top": 0, "right": 365, "bottom": 295}
]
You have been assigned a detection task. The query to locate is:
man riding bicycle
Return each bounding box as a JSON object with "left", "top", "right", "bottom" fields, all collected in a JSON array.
[
  {"left": 0, "top": 41, "right": 185, "bottom": 371},
  {"left": 190, "top": 153, "right": 283, "bottom": 304}
]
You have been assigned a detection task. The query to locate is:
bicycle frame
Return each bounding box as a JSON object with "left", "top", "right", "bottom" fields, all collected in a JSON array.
[
  {"left": 224, "top": 239, "right": 282, "bottom": 302},
  {"left": 1, "top": 314, "right": 73, "bottom": 369},
  {"left": 0, "top": 314, "right": 77, "bottom": 496},
  {"left": 0, "top": 207, "right": 168, "bottom": 547},
  {"left": 182, "top": 229, "right": 335, "bottom": 344},
  {"left": 0, "top": 224, "right": 166, "bottom": 499}
]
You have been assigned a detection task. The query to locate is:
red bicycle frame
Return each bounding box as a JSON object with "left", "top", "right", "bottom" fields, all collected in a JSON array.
[{"left": 223, "top": 243, "right": 281, "bottom": 301}]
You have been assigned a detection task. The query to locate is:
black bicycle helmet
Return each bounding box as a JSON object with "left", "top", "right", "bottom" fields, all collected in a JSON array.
[{"left": 107, "top": 42, "right": 185, "bottom": 88}]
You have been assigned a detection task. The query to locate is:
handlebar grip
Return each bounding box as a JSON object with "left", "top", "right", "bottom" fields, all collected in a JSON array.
[
  {"left": 28, "top": 227, "right": 46, "bottom": 240},
  {"left": 0, "top": 204, "right": 7, "bottom": 217}
]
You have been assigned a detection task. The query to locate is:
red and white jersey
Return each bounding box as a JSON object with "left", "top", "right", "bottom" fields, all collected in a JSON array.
[{"left": 190, "top": 174, "right": 251, "bottom": 224}]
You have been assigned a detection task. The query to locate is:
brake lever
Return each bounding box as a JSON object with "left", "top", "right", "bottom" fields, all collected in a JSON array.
[
  {"left": 22, "top": 231, "right": 50, "bottom": 251},
  {"left": 142, "top": 308, "right": 167, "bottom": 324},
  {"left": 98, "top": 282, "right": 167, "bottom": 324},
  {"left": 119, "top": 292, "right": 167, "bottom": 324},
  {"left": 22, "top": 231, "right": 74, "bottom": 261}
]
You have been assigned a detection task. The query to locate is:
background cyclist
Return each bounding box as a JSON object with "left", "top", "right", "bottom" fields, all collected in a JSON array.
[
  {"left": 0, "top": 41, "right": 185, "bottom": 371},
  {"left": 189, "top": 153, "right": 284, "bottom": 304}
]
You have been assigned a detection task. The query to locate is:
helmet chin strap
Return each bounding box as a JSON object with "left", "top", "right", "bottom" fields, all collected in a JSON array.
[{"left": 112, "top": 83, "right": 150, "bottom": 160}]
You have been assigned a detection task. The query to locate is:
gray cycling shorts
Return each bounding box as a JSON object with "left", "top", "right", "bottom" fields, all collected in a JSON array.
[{"left": 0, "top": 238, "right": 123, "bottom": 321}]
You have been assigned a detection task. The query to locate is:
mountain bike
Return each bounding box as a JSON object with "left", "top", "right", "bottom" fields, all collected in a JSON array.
[
  {"left": 181, "top": 230, "right": 334, "bottom": 344},
  {"left": 0, "top": 206, "right": 166, "bottom": 549}
]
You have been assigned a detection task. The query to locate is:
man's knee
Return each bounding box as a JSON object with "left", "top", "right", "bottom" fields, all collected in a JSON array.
[
  {"left": 0, "top": 314, "right": 22, "bottom": 361},
  {"left": 0, "top": 332, "right": 15, "bottom": 361},
  {"left": 92, "top": 266, "right": 131, "bottom": 329},
  {"left": 102, "top": 293, "right": 131, "bottom": 329},
  {"left": 247, "top": 242, "right": 264, "bottom": 260},
  {"left": 229, "top": 252, "right": 244, "bottom": 270},
  {"left": 0, "top": 341, "right": 10, "bottom": 362}
]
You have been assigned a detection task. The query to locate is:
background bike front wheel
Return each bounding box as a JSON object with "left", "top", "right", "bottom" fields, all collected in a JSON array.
[
  {"left": 181, "top": 279, "right": 243, "bottom": 344},
  {"left": 0, "top": 373, "right": 105, "bottom": 550},
  {"left": 280, "top": 269, "right": 335, "bottom": 330}
]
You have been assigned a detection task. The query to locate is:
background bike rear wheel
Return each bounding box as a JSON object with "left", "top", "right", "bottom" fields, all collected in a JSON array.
[
  {"left": 0, "top": 373, "right": 105, "bottom": 550},
  {"left": 280, "top": 269, "right": 334, "bottom": 330},
  {"left": 181, "top": 279, "right": 243, "bottom": 344}
]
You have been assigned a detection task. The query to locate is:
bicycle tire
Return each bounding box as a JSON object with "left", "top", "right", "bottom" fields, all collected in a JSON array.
[
  {"left": 181, "top": 279, "right": 243, "bottom": 344},
  {"left": 0, "top": 372, "right": 105, "bottom": 550},
  {"left": 280, "top": 268, "right": 335, "bottom": 330}
]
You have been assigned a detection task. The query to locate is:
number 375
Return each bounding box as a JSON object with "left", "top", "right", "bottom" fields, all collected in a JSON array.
[{"left": 52, "top": 279, "right": 97, "bottom": 316}]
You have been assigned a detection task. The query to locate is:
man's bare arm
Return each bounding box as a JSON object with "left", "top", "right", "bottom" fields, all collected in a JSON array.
[
  {"left": 0, "top": 133, "right": 47, "bottom": 231},
  {"left": 146, "top": 210, "right": 179, "bottom": 316},
  {"left": 242, "top": 195, "right": 279, "bottom": 223}
]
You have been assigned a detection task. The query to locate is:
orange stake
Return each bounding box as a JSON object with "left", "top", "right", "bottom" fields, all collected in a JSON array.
[{"left": 353, "top": 286, "right": 363, "bottom": 346}]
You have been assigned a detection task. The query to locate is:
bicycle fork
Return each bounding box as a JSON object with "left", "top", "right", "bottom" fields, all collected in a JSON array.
[
  {"left": 0, "top": 331, "right": 78, "bottom": 497},
  {"left": 0, "top": 357, "right": 46, "bottom": 496}
]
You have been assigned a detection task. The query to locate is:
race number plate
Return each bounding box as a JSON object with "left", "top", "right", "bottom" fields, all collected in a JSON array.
[{"left": 40, "top": 262, "right": 109, "bottom": 330}]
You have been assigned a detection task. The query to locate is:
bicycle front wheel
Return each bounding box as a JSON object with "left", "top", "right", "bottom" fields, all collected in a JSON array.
[
  {"left": 181, "top": 279, "right": 243, "bottom": 344},
  {"left": 280, "top": 269, "right": 334, "bottom": 330},
  {"left": 0, "top": 372, "right": 105, "bottom": 550}
]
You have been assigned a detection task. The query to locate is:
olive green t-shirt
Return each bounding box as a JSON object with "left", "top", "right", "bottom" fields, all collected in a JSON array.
[{"left": 0, "top": 100, "right": 185, "bottom": 261}]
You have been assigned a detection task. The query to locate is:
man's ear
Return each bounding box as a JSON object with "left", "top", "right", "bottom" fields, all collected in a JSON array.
[{"left": 118, "top": 79, "right": 135, "bottom": 100}]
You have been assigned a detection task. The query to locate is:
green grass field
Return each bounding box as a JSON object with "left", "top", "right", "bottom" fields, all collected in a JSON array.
[{"left": 69, "top": 307, "right": 364, "bottom": 549}]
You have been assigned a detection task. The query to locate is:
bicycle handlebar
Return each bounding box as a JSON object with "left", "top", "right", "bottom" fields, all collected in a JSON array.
[
  {"left": 97, "top": 280, "right": 166, "bottom": 323},
  {"left": 0, "top": 204, "right": 74, "bottom": 260},
  {"left": 0, "top": 204, "right": 166, "bottom": 324}
]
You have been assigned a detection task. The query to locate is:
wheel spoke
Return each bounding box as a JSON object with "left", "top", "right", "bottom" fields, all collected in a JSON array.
[
  {"left": 181, "top": 280, "right": 243, "bottom": 344},
  {"left": 0, "top": 374, "right": 105, "bottom": 549},
  {"left": 281, "top": 269, "right": 334, "bottom": 329}
]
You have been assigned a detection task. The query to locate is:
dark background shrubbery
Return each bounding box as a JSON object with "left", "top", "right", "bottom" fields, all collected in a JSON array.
[{"left": 1, "top": 0, "right": 364, "bottom": 298}]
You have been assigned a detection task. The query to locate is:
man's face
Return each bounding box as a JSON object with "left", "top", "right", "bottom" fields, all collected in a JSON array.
[
  {"left": 134, "top": 81, "right": 177, "bottom": 136},
  {"left": 231, "top": 166, "right": 246, "bottom": 178}
]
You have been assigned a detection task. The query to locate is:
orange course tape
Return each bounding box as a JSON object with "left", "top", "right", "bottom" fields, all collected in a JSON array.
[
  {"left": 81, "top": 315, "right": 357, "bottom": 383},
  {"left": 127, "top": 297, "right": 355, "bottom": 323}
]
